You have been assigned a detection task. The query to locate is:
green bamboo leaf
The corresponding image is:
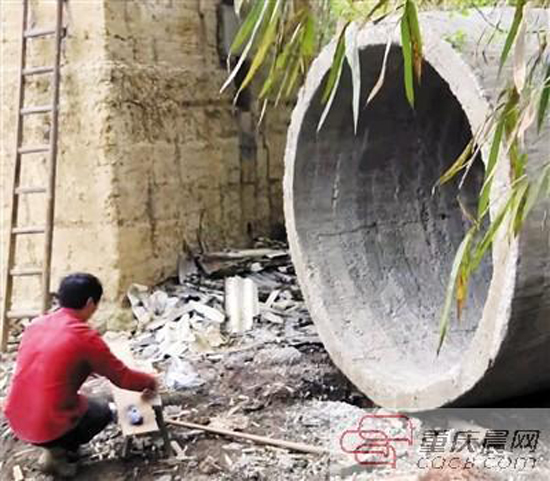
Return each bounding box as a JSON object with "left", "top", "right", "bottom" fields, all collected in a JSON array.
[
  {"left": 221, "top": 0, "right": 270, "bottom": 93},
  {"left": 401, "top": 4, "right": 414, "bottom": 107},
  {"left": 321, "top": 27, "right": 347, "bottom": 104},
  {"left": 259, "top": 63, "right": 278, "bottom": 100},
  {"left": 407, "top": 0, "right": 422, "bottom": 83},
  {"left": 258, "top": 98, "right": 269, "bottom": 126},
  {"left": 509, "top": 180, "right": 529, "bottom": 237},
  {"left": 456, "top": 270, "right": 467, "bottom": 322},
  {"left": 366, "top": 28, "right": 394, "bottom": 106},
  {"left": 284, "top": 55, "right": 303, "bottom": 97},
  {"left": 367, "top": 0, "right": 390, "bottom": 19},
  {"left": 258, "top": 22, "right": 300, "bottom": 99},
  {"left": 537, "top": 62, "right": 550, "bottom": 132},
  {"left": 301, "top": 14, "right": 316, "bottom": 59},
  {"left": 272, "top": 33, "right": 302, "bottom": 105},
  {"left": 517, "top": 98, "right": 537, "bottom": 143},
  {"left": 458, "top": 196, "right": 476, "bottom": 226},
  {"left": 345, "top": 23, "right": 361, "bottom": 134},
  {"left": 478, "top": 119, "right": 505, "bottom": 219},
  {"left": 317, "top": 37, "right": 346, "bottom": 132},
  {"left": 499, "top": 0, "right": 526, "bottom": 75},
  {"left": 437, "top": 139, "right": 475, "bottom": 187},
  {"left": 234, "top": 0, "right": 245, "bottom": 17},
  {"left": 274, "top": 62, "right": 292, "bottom": 105},
  {"left": 503, "top": 89, "right": 520, "bottom": 136},
  {"left": 280, "top": 12, "right": 316, "bottom": 100},
  {"left": 523, "top": 164, "right": 550, "bottom": 220},
  {"left": 230, "top": 0, "right": 264, "bottom": 55},
  {"left": 437, "top": 229, "right": 474, "bottom": 355},
  {"left": 471, "top": 193, "right": 515, "bottom": 271},
  {"left": 512, "top": 16, "right": 527, "bottom": 93},
  {"left": 511, "top": 150, "right": 527, "bottom": 183},
  {"left": 237, "top": 0, "right": 281, "bottom": 95}
]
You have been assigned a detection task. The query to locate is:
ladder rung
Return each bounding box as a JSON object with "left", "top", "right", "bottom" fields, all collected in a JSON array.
[
  {"left": 23, "top": 66, "right": 54, "bottom": 76},
  {"left": 6, "top": 311, "right": 42, "bottom": 320},
  {"left": 15, "top": 186, "right": 47, "bottom": 194},
  {"left": 12, "top": 226, "right": 46, "bottom": 235},
  {"left": 10, "top": 268, "right": 43, "bottom": 277},
  {"left": 20, "top": 105, "right": 53, "bottom": 115},
  {"left": 24, "top": 28, "right": 56, "bottom": 38},
  {"left": 18, "top": 145, "right": 50, "bottom": 154}
]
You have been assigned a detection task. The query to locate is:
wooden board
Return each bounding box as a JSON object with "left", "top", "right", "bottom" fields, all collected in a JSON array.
[{"left": 108, "top": 337, "right": 160, "bottom": 437}]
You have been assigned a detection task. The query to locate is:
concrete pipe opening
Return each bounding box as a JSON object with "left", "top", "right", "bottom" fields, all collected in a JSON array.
[{"left": 284, "top": 12, "right": 550, "bottom": 410}]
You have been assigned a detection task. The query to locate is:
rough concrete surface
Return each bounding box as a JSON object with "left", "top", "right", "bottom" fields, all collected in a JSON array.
[
  {"left": 1, "top": 0, "right": 290, "bottom": 323},
  {"left": 284, "top": 8, "right": 550, "bottom": 409}
]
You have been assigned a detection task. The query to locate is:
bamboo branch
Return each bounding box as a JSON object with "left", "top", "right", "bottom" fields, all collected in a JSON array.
[{"left": 166, "top": 418, "right": 328, "bottom": 455}]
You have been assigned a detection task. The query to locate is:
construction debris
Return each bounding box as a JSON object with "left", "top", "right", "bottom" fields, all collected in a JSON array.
[
  {"left": 195, "top": 244, "right": 289, "bottom": 278},
  {"left": 0, "top": 241, "right": 355, "bottom": 480},
  {"left": 225, "top": 276, "right": 259, "bottom": 334},
  {"left": 164, "top": 358, "right": 204, "bottom": 391},
  {"left": 12, "top": 465, "right": 23, "bottom": 481},
  {"left": 126, "top": 241, "right": 320, "bottom": 365},
  {"left": 169, "top": 440, "right": 190, "bottom": 462}
]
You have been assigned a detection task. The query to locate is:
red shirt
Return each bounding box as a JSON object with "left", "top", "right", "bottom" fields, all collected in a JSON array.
[{"left": 3, "top": 308, "right": 156, "bottom": 444}]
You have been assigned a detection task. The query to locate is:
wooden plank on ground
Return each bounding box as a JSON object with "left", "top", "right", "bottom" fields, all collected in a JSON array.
[{"left": 108, "top": 336, "right": 160, "bottom": 437}]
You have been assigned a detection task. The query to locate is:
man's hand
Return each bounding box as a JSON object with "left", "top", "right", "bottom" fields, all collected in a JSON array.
[
  {"left": 141, "top": 375, "right": 158, "bottom": 401},
  {"left": 141, "top": 388, "right": 157, "bottom": 401}
]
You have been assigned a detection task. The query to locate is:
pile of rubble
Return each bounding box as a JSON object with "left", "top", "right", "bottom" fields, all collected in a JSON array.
[{"left": 125, "top": 240, "right": 320, "bottom": 389}]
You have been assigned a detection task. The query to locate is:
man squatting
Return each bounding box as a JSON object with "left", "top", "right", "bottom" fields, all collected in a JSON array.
[{"left": 2, "top": 273, "right": 158, "bottom": 477}]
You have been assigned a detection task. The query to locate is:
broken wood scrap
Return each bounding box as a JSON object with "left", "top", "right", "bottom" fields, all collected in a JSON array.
[
  {"left": 166, "top": 418, "right": 328, "bottom": 456},
  {"left": 225, "top": 277, "right": 259, "bottom": 333},
  {"left": 169, "top": 439, "right": 194, "bottom": 463},
  {"left": 12, "top": 465, "right": 24, "bottom": 481},
  {"left": 264, "top": 289, "right": 281, "bottom": 309},
  {"left": 107, "top": 336, "right": 160, "bottom": 437},
  {"left": 196, "top": 248, "right": 289, "bottom": 278},
  {"left": 187, "top": 301, "right": 225, "bottom": 324},
  {"left": 202, "top": 248, "right": 287, "bottom": 261}
]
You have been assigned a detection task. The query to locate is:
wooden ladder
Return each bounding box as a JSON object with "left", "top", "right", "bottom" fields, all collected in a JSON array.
[{"left": 1, "top": 0, "right": 65, "bottom": 351}]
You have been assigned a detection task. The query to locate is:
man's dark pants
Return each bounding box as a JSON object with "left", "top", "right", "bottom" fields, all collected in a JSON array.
[{"left": 35, "top": 398, "right": 113, "bottom": 452}]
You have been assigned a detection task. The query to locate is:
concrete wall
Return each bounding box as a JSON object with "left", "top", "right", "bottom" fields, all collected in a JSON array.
[
  {"left": 101, "top": 0, "right": 288, "bottom": 292},
  {"left": 1, "top": 0, "right": 288, "bottom": 321}
]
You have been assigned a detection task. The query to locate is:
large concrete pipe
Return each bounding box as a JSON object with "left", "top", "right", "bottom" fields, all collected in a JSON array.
[{"left": 284, "top": 9, "right": 550, "bottom": 409}]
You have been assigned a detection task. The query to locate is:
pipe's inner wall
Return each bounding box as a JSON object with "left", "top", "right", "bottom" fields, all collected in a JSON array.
[{"left": 293, "top": 46, "right": 492, "bottom": 388}]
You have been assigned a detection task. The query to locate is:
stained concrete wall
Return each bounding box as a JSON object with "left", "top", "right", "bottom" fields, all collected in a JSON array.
[
  {"left": 101, "top": 0, "right": 288, "bottom": 292},
  {"left": 1, "top": 0, "right": 288, "bottom": 322}
]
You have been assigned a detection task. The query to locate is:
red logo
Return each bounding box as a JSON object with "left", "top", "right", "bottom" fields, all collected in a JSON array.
[{"left": 340, "top": 413, "right": 414, "bottom": 468}]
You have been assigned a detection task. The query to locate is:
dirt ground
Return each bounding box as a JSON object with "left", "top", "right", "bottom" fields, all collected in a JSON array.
[
  {"left": 0, "top": 334, "right": 370, "bottom": 480},
  {"left": 3, "top": 334, "right": 550, "bottom": 481},
  {"left": 1, "top": 246, "right": 550, "bottom": 481}
]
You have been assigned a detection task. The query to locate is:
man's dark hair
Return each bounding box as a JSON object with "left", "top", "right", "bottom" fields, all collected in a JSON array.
[{"left": 57, "top": 273, "right": 103, "bottom": 309}]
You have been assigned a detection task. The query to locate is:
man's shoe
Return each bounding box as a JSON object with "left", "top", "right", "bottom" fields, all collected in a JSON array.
[{"left": 38, "top": 448, "right": 78, "bottom": 478}]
